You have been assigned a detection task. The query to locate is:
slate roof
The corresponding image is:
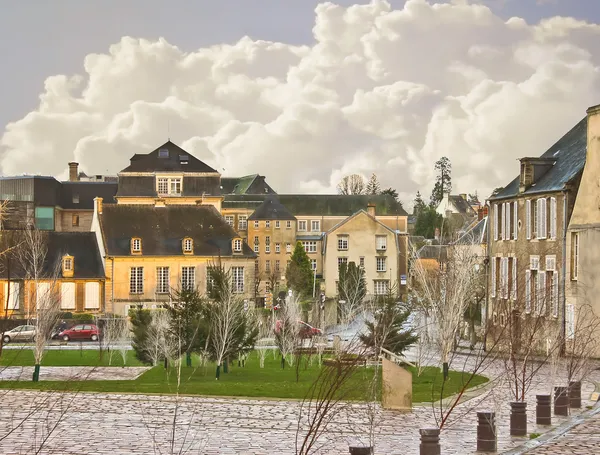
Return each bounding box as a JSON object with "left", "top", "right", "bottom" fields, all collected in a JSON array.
[
  {"left": 248, "top": 196, "right": 296, "bottom": 221},
  {"left": 454, "top": 217, "right": 488, "bottom": 245},
  {"left": 120, "top": 141, "right": 218, "bottom": 174},
  {"left": 223, "top": 194, "right": 408, "bottom": 216},
  {"left": 449, "top": 195, "right": 476, "bottom": 215},
  {"left": 0, "top": 231, "right": 104, "bottom": 279},
  {"left": 60, "top": 182, "right": 118, "bottom": 209},
  {"left": 100, "top": 204, "right": 254, "bottom": 257},
  {"left": 490, "top": 117, "right": 587, "bottom": 201}
]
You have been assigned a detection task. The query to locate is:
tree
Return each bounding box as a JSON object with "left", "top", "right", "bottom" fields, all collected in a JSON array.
[
  {"left": 414, "top": 206, "right": 442, "bottom": 239},
  {"left": 167, "top": 288, "right": 207, "bottom": 367},
  {"left": 337, "top": 174, "right": 365, "bottom": 195},
  {"left": 360, "top": 292, "right": 417, "bottom": 357},
  {"left": 337, "top": 262, "right": 366, "bottom": 326},
  {"left": 274, "top": 291, "right": 301, "bottom": 368},
  {"left": 430, "top": 157, "right": 452, "bottom": 207},
  {"left": 130, "top": 308, "right": 154, "bottom": 364},
  {"left": 490, "top": 187, "right": 504, "bottom": 197},
  {"left": 365, "top": 173, "right": 381, "bottom": 195},
  {"left": 285, "top": 242, "right": 314, "bottom": 298},
  {"left": 145, "top": 310, "right": 175, "bottom": 367},
  {"left": 413, "top": 191, "right": 427, "bottom": 215},
  {"left": 381, "top": 187, "right": 398, "bottom": 200}
]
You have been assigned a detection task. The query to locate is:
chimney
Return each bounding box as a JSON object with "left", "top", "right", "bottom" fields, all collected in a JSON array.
[
  {"left": 478, "top": 208, "right": 484, "bottom": 221},
  {"left": 367, "top": 203, "right": 376, "bottom": 217},
  {"left": 94, "top": 197, "right": 103, "bottom": 215},
  {"left": 68, "top": 162, "right": 79, "bottom": 182},
  {"left": 460, "top": 193, "right": 467, "bottom": 201}
]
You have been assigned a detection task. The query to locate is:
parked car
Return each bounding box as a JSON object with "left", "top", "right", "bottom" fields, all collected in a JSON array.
[
  {"left": 58, "top": 324, "right": 99, "bottom": 342},
  {"left": 275, "top": 320, "right": 323, "bottom": 338},
  {"left": 2, "top": 325, "right": 36, "bottom": 343}
]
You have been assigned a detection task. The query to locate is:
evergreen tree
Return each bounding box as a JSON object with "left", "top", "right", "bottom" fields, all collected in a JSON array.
[
  {"left": 360, "top": 293, "right": 418, "bottom": 356},
  {"left": 285, "top": 242, "right": 314, "bottom": 298},
  {"left": 429, "top": 157, "right": 452, "bottom": 207},
  {"left": 167, "top": 288, "right": 207, "bottom": 367},
  {"left": 413, "top": 191, "right": 426, "bottom": 215},
  {"left": 414, "top": 206, "right": 443, "bottom": 239},
  {"left": 130, "top": 308, "right": 153, "bottom": 364},
  {"left": 381, "top": 187, "right": 398, "bottom": 200},
  {"left": 365, "top": 173, "right": 381, "bottom": 195}
]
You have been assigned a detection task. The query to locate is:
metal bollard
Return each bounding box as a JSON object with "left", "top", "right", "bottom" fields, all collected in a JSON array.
[
  {"left": 554, "top": 386, "right": 569, "bottom": 416},
  {"left": 349, "top": 446, "right": 373, "bottom": 455},
  {"left": 536, "top": 394, "right": 552, "bottom": 425},
  {"left": 569, "top": 381, "right": 582, "bottom": 409},
  {"left": 420, "top": 428, "right": 441, "bottom": 455},
  {"left": 510, "top": 402, "right": 527, "bottom": 436},
  {"left": 477, "top": 411, "right": 497, "bottom": 452}
]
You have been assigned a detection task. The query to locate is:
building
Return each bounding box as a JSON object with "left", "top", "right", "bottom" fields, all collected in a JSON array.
[
  {"left": 220, "top": 174, "right": 276, "bottom": 195},
  {"left": 486, "top": 114, "right": 586, "bottom": 345},
  {"left": 0, "top": 231, "right": 105, "bottom": 317},
  {"left": 436, "top": 193, "right": 477, "bottom": 218}
]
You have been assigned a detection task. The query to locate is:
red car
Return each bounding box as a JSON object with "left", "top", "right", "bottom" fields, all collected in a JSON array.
[
  {"left": 275, "top": 320, "right": 323, "bottom": 338},
  {"left": 59, "top": 324, "right": 100, "bottom": 342}
]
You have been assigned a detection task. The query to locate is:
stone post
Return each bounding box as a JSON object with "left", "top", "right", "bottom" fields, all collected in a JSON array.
[
  {"left": 554, "top": 386, "right": 569, "bottom": 416},
  {"left": 510, "top": 402, "right": 527, "bottom": 436},
  {"left": 536, "top": 395, "right": 552, "bottom": 425},
  {"left": 420, "top": 428, "right": 441, "bottom": 455},
  {"left": 477, "top": 411, "right": 497, "bottom": 452},
  {"left": 569, "top": 381, "right": 582, "bottom": 409},
  {"left": 349, "top": 446, "right": 373, "bottom": 455}
]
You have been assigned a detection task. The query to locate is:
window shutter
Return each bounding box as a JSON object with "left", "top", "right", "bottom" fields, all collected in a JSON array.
[
  {"left": 525, "top": 270, "right": 531, "bottom": 313},
  {"left": 538, "top": 272, "right": 546, "bottom": 315},
  {"left": 566, "top": 304, "right": 575, "bottom": 339},
  {"left": 505, "top": 203, "right": 511, "bottom": 241},
  {"left": 513, "top": 201, "right": 518, "bottom": 240},
  {"left": 526, "top": 200, "right": 531, "bottom": 240},
  {"left": 539, "top": 199, "right": 547, "bottom": 239},
  {"left": 512, "top": 258, "right": 517, "bottom": 300},
  {"left": 550, "top": 197, "right": 557, "bottom": 240},
  {"left": 491, "top": 258, "right": 496, "bottom": 298},
  {"left": 501, "top": 204, "right": 506, "bottom": 240},
  {"left": 552, "top": 271, "right": 559, "bottom": 317}
]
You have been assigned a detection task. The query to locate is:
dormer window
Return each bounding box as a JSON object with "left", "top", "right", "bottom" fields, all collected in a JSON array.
[
  {"left": 156, "top": 176, "right": 182, "bottom": 195},
  {"left": 183, "top": 237, "right": 193, "bottom": 254},
  {"left": 73, "top": 194, "right": 80, "bottom": 204},
  {"left": 158, "top": 148, "right": 169, "bottom": 158},
  {"left": 62, "top": 255, "right": 74, "bottom": 278},
  {"left": 131, "top": 238, "right": 142, "bottom": 254},
  {"left": 233, "top": 238, "right": 243, "bottom": 253},
  {"left": 179, "top": 154, "right": 189, "bottom": 165}
]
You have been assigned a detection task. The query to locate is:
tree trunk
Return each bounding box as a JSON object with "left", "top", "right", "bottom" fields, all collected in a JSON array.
[
  {"left": 469, "top": 318, "right": 476, "bottom": 350},
  {"left": 281, "top": 354, "right": 285, "bottom": 369},
  {"left": 32, "top": 364, "right": 41, "bottom": 382},
  {"left": 164, "top": 357, "right": 168, "bottom": 369},
  {"left": 443, "top": 362, "right": 449, "bottom": 381},
  {"left": 215, "top": 363, "right": 221, "bottom": 380},
  {"left": 186, "top": 352, "right": 192, "bottom": 367},
  {"left": 223, "top": 357, "right": 229, "bottom": 373}
]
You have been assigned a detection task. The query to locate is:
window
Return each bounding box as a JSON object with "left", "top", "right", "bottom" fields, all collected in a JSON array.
[
  {"left": 254, "top": 220, "right": 259, "bottom": 228},
  {"left": 238, "top": 216, "right": 248, "bottom": 230},
  {"left": 491, "top": 257, "right": 497, "bottom": 298},
  {"left": 232, "top": 267, "right": 244, "bottom": 293},
  {"left": 63, "top": 256, "right": 73, "bottom": 272},
  {"left": 34, "top": 207, "right": 54, "bottom": 230},
  {"left": 131, "top": 238, "right": 142, "bottom": 253},
  {"left": 311, "top": 220, "right": 320, "bottom": 232},
  {"left": 183, "top": 238, "right": 193, "bottom": 253},
  {"left": 233, "top": 239, "right": 242, "bottom": 252},
  {"left": 376, "top": 235, "right": 387, "bottom": 251},
  {"left": 254, "top": 236, "right": 259, "bottom": 253},
  {"left": 72, "top": 214, "right": 79, "bottom": 227},
  {"left": 72, "top": 194, "right": 80, "bottom": 204},
  {"left": 275, "top": 260, "right": 280, "bottom": 272},
  {"left": 60, "top": 282, "right": 75, "bottom": 310},
  {"left": 338, "top": 257, "right": 348, "bottom": 269},
  {"left": 550, "top": 271, "right": 559, "bottom": 318},
  {"left": 501, "top": 202, "right": 507, "bottom": 240},
  {"left": 156, "top": 267, "right": 170, "bottom": 294},
  {"left": 275, "top": 243, "right": 281, "bottom": 253},
  {"left": 338, "top": 235, "right": 349, "bottom": 251},
  {"left": 156, "top": 177, "right": 182, "bottom": 195},
  {"left": 525, "top": 269, "right": 531, "bottom": 314},
  {"left": 310, "top": 259, "right": 317, "bottom": 271},
  {"left": 158, "top": 148, "right": 169, "bottom": 158},
  {"left": 494, "top": 204, "right": 499, "bottom": 241},
  {"left": 130, "top": 267, "right": 144, "bottom": 294},
  {"left": 207, "top": 268, "right": 216, "bottom": 295},
  {"left": 266, "top": 220, "right": 271, "bottom": 228},
  {"left": 4, "top": 282, "right": 19, "bottom": 310},
  {"left": 526, "top": 199, "right": 532, "bottom": 240},
  {"left": 85, "top": 282, "right": 100, "bottom": 309},
  {"left": 298, "top": 220, "right": 307, "bottom": 231},
  {"left": 513, "top": 201, "right": 518, "bottom": 240},
  {"left": 302, "top": 241, "right": 317, "bottom": 253},
  {"left": 265, "top": 236, "right": 271, "bottom": 253},
  {"left": 286, "top": 243, "right": 291, "bottom": 253},
  {"left": 254, "top": 260, "right": 259, "bottom": 274},
  {"left": 536, "top": 271, "right": 547, "bottom": 315},
  {"left": 566, "top": 304, "right": 575, "bottom": 339},
  {"left": 275, "top": 221, "right": 280, "bottom": 229},
  {"left": 225, "top": 215, "right": 234, "bottom": 227},
  {"left": 376, "top": 257, "right": 387, "bottom": 272},
  {"left": 550, "top": 197, "right": 557, "bottom": 240},
  {"left": 500, "top": 257, "right": 509, "bottom": 299},
  {"left": 181, "top": 266, "right": 195, "bottom": 291},
  {"left": 286, "top": 221, "right": 292, "bottom": 229},
  {"left": 265, "top": 260, "right": 271, "bottom": 272},
  {"left": 572, "top": 232, "right": 579, "bottom": 280},
  {"left": 511, "top": 257, "right": 517, "bottom": 301},
  {"left": 35, "top": 282, "right": 49, "bottom": 309},
  {"left": 537, "top": 198, "right": 547, "bottom": 239},
  {"left": 359, "top": 257, "right": 365, "bottom": 268},
  {"left": 374, "top": 280, "right": 389, "bottom": 295}
]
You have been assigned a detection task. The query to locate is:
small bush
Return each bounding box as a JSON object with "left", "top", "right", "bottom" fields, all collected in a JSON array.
[
  {"left": 529, "top": 433, "right": 541, "bottom": 440},
  {"left": 73, "top": 313, "right": 95, "bottom": 322}
]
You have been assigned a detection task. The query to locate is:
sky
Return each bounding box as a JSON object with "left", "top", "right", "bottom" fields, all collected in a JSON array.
[{"left": 1, "top": 0, "right": 600, "bottom": 204}]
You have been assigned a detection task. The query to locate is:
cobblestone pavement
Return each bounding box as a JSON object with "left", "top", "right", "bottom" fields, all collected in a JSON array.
[
  {"left": 526, "top": 410, "right": 600, "bottom": 454},
  {"left": 0, "top": 362, "right": 597, "bottom": 454},
  {"left": 0, "top": 366, "right": 149, "bottom": 381}
]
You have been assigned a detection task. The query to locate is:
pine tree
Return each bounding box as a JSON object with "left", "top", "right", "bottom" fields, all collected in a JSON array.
[
  {"left": 365, "top": 173, "right": 381, "bottom": 195},
  {"left": 381, "top": 187, "right": 398, "bottom": 200},
  {"left": 413, "top": 191, "right": 426, "bottom": 215},
  {"left": 429, "top": 157, "right": 452, "bottom": 207},
  {"left": 285, "top": 241, "right": 314, "bottom": 298},
  {"left": 414, "top": 206, "right": 443, "bottom": 239}
]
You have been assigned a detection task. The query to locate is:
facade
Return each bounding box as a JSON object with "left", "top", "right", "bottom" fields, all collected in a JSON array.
[
  {"left": 436, "top": 193, "right": 477, "bottom": 218},
  {"left": 0, "top": 231, "right": 105, "bottom": 317},
  {"left": 486, "top": 115, "right": 586, "bottom": 345}
]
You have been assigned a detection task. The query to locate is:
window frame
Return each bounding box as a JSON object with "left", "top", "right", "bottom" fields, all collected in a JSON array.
[
  {"left": 156, "top": 266, "right": 170, "bottom": 294},
  {"left": 181, "top": 266, "right": 196, "bottom": 291},
  {"left": 376, "top": 256, "right": 387, "bottom": 272},
  {"left": 183, "top": 237, "right": 193, "bottom": 253},
  {"left": 131, "top": 238, "right": 142, "bottom": 254},
  {"left": 298, "top": 220, "right": 307, "bottom": 232},
  {"left": 156, "top": 176, "right": 183, "bottom": 196},
  {"left": 129, "top": 267, "right": 144, "bottom": 294},
  {"left": 232, "top": 267, "right": 244, "bottom": 293},
  {"left": 311, "top": 220, "right": 320, "bottom": 232},
  {"left": 233, "top": 239, "right": 243, "bottom": 252},
  {"left": 238, "top": 215, "right": 248, "bottom": 230},
  {"left": 337, "top": 235, "right": 349, "bottom": 251},
  {"left": 376, "top": 235, "right": 387, "bottom": 251}
]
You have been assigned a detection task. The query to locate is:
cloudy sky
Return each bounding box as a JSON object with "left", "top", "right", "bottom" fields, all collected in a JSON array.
[{"left": 1, "top": 0, "right": 600, "bottom": 204}]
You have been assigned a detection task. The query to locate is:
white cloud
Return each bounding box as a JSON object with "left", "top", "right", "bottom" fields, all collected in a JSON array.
[{"left": 2, "top": 0, "right": 600, "bottom": 203}]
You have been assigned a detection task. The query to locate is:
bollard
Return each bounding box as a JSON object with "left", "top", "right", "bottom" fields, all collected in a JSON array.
[
  {"left": 510, "top": 402, "right": 527, "bottom": 436},
  {"left": 477, "top": 411, "right": 497, "bottom": 452},
  {"left": 536, "top": 395, "right": 552, "bottom": 425},
  {"left": 569, "top": 381, "right": 582, "bottom": 409},
  {"left": 349, "top": 446, "right": 373, "bottom": 455},
  {"left": 420, "top": 428, "right": 441, "bottom": 455},
  {"left": 554, "top": 387, "right": 569, "bottom": 416}
]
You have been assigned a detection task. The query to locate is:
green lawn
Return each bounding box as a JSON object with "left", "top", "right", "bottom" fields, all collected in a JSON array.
[
  {"left": 0, "top": 348, "right": 142, "bottom": 367},
  {"left": 0, "top": 350, "right": 488, "bottom": 402}
]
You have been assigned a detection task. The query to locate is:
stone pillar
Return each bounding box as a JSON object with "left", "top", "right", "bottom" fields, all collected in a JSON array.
[
  {"left": 554, "top": 387, "right": 569, "bottom": 416},
  {"left": 477, "top": 411, "right": 496, "bottom": 452},
  {"left": 420, "top": 428, "right": 441, "bottom": 455},
  {"left": 510, "top": 402, "right": 527, "bottom": 436},
  {"left": 536, "top": 395, "right": 552, "bottom": 425},
  {"left": 569, "top": 381, "right": 582, "bottom": 409},
  {"left": 349, "top": 446, "right": 373, "bottom": 455}
]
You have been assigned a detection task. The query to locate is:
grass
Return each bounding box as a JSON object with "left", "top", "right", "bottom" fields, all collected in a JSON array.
[
  {"left": 529, "top": 433, "right": 541, "bottom": 439},
  {"left": 0, "top": 348, "right": 142, "bottom": 367},
  {"left": 0, "top": 349, "right": 488, "bottom": 402}
]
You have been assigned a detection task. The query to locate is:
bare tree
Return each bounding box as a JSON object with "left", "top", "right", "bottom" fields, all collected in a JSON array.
[
  {"left": 337, "top": 261, "right": 366, "bottom": 327},
  {"left": 337, "top": 174, "right": 366, "bottom": 195},
  {"left": 274, "top": 291, "right": 301, "bottom": 368},
  {"left": 145, "top": 310, "right": 175, "bottom": 367}
]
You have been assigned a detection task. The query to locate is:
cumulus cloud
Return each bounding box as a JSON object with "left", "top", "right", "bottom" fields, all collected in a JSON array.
[{"left": 2, "top": 0, "right": 600, "bottom": 204}]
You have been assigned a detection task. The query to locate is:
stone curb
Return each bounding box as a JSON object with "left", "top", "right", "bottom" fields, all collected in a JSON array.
[
  {"left": 413, "top": 374, "right": 497, "bottom": 409},
  {"left": 500, "top": 381, "right": 600, "bottom": 454}
]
